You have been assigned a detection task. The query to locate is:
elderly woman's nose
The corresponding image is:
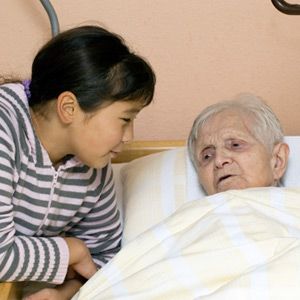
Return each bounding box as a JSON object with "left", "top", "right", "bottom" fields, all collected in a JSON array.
[{"left": 214, "top": 149, "right": 232, "bottom": 169}]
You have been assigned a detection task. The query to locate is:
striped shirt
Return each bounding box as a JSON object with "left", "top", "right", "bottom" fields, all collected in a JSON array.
[{"left": 0, "top": 83, "right": 122, "bottom": 284}]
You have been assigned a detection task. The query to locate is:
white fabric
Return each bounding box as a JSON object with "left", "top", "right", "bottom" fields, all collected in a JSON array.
[
  {"left": 281, "top": 136, "right": 300, "bottom": 186},
  {"left": 73, "top": 187, "right": 300, "bottom": 300},
  {"left": 119, "top": 148, "right": 187, "bottom": 245},
  {"left": 112, "top": 163, "right": 126, "bottom": 225}
]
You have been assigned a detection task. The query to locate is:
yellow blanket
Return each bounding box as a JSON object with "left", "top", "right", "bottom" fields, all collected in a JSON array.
[{"left": 73, "top": 187, "right": 300, "bottom": 300}]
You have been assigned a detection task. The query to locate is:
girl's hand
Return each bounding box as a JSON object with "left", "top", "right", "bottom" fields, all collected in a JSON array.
[
  {"left": 64, "top": 237, "right": 98, "bottom": 279},
  {"left": 24, "top": 238, "right": 97, "bottom": 300}
]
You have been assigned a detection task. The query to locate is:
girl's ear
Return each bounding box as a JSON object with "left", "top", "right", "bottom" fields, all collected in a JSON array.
[
  {"left": 56, "top": 91, "right": 78, "bottom": 124},
  {"left": 271, "top": 142, "right": 290, "bottom": 182}
]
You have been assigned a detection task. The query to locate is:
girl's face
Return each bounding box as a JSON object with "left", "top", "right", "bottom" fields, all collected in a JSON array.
[{"left": 69, "top": 100, "right": 143, "bottom": 168}]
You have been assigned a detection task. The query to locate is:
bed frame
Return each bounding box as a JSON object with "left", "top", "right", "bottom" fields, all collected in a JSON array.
[
  {"left": 0, "top": 140, "right": 185, "bottom": 299},
  {"left": 0, "top": 280, "right": 25, "bottom": 300},
  {"left": 111, "top": 140, "right": 185, "bottom": 163}
]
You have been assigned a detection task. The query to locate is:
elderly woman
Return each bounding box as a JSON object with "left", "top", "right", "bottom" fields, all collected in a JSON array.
[{"left": 187, "top": 94, "right": 289, "bottom": 195}]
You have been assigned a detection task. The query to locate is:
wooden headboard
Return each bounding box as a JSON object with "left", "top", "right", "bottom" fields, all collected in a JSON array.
[
  {"left": 0, "top": 140, "right": 186, "bottom": 300},
  {"left": 111, "top": 140, "right": 185, "bottom": 163},
  {"left": 0, "top": 282, "right": 24, "bottom": 300}
]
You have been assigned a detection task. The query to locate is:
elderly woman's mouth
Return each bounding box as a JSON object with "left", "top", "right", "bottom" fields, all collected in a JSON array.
[{"left": 218, "top": 174, "right": 234, "bottom": 184}]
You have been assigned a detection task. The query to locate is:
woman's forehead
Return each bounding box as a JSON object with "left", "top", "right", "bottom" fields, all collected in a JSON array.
[
  {"left": 202, "top": 110, "right": 252, "bottom": 132},
  {"left": 197, "top": 111, "right": 257, "bottom": 145}
]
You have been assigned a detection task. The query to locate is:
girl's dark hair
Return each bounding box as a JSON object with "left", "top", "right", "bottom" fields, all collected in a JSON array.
[{"left": 29, "top": 25, "right": 155, "bottom": 111}]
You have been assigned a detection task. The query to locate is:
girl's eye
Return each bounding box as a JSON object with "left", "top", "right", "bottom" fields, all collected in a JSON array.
[{"left": 121, "top": 118, "right": 131, "bottom": 123}]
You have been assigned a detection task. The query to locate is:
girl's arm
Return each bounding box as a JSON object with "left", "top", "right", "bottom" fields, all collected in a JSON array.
[{"left": 0, "top": 127, "right": 68, "bottom": 283}]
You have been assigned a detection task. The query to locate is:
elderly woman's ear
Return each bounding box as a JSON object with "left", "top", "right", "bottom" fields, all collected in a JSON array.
[{"left": 271, "top": 142, "right": 290, "bottom": 183}]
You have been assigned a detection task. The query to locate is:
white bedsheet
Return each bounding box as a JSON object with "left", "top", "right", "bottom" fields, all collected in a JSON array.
[{"left": 73, "top": 187, "right": 300, "bottom": 300}]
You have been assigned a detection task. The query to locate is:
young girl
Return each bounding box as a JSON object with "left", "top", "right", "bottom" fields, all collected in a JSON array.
[{"left": 0, "top": 25, "right": 155, "bottom": 299}]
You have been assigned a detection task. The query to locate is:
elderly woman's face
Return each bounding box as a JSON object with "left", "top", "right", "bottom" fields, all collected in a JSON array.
[{"left": 195, "top": 110, "right": 280, "bottom": 195}]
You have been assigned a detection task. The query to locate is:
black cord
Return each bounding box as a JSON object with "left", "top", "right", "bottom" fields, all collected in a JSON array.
[{"left": 271, "top": 0, "right": 300, "bottom": 15}]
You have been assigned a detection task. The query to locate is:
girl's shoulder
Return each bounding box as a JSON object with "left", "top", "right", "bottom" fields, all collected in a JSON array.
[
  {"left": 0, "top": 83, "right": 33, "bottom": 143},
  {"left": 0, "top": 83, "right": 27, "bottom": 112}
]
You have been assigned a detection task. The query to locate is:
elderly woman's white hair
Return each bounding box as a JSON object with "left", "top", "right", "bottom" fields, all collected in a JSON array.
[{"left": 187, "top": 93, "right": 284, "bottom": 169}]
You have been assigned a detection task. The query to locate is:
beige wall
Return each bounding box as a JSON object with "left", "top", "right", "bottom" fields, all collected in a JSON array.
[{"left": 1, "top": 0, "right": 300, "bottom": 140}]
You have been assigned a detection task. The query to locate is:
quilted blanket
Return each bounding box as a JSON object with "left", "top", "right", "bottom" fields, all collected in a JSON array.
[{"left": 73, "top": 187, "right": 300, "bottom": 300}]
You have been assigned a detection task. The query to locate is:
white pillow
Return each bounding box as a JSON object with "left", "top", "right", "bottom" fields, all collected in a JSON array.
[
  {"left": 120, "top": 148, "right": 188, "bottom": 245},
  {"left": 119, "top": 136, "right": 300, "bottom": 245},
  {"left": 112, "top": 163, "right": 126, "bottom": 225},
  {"left": 282, "top": 136, "right": 300, "bottom": 186}
]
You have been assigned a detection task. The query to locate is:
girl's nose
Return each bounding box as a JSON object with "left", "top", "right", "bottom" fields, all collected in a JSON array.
[{"left": 122, "top": 122, "right": 134, "bottom": 144}]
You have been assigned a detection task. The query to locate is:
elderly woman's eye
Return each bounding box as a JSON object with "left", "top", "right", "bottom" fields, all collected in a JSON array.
[
  {"left": 201, "top": 149, "right": 214, "bottom": 162},
  {"left": 229, "top": 139, "right": 246, "bottom": 149},
  {"left": 203, "top": 154, "right": 211, "bottom": 160}
]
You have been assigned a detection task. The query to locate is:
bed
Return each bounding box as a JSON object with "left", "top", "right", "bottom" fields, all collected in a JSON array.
[{"left": 1, "top": 137, "right": 300, "bottom": 299}]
